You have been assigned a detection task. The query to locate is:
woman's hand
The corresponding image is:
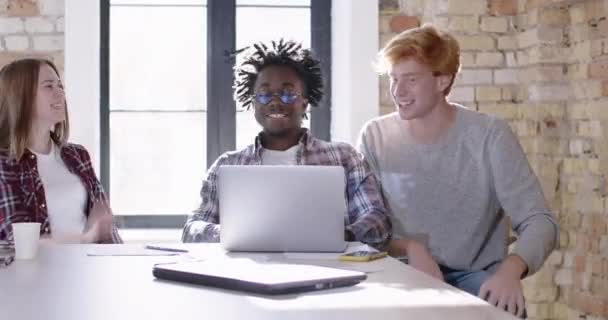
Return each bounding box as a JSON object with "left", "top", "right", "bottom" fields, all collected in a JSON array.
[{"left": 83, "top": 199, "right": 114, "bottom": 243}]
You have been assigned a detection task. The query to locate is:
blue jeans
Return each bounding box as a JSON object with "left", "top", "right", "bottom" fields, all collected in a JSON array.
[
  {"left": 441, "top": 266, "right": 491, "bottom": 296},
  {"left": 440, "top": 265, "right": 527, "bottom": 319}
]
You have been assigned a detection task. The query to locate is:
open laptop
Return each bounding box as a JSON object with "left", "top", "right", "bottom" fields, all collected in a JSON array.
[
  {"left": 153, "top": 260, "right": 366, "bottom": 295},
  {"left": 218, "top": 165, "right": 348, "bottom": 252}
]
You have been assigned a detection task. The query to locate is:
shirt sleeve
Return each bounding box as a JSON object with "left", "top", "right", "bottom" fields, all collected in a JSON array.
[
  {"left": 75, "top": 146, "right": 123, "bottom": 244},
  {"left": 343, "top": 144, "right": 392, "bottom": 250},
  {"left": 181, "top": 155, "right": 226, "bottom": 243},
  {"left": 0, "top": 178, "right": 19, "bottom": 242},
  {"left": 489, "top": 119, "right": 559, "bottom": 276}
]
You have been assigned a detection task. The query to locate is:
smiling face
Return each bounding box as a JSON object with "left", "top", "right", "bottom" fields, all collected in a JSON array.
[
  {"left": 389, "top": 57, "right": 452, "bottom": 121},
  {"left": 253, "top": 65, "right": 308, "bottom": 137},
  {"left": 33, "top": 63, "right": 66, "bottom": 129}
]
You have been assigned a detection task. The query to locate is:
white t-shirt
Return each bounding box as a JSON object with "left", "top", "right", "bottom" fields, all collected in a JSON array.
[
  {"left": 33, "top": 144, "right": 87, "bottom": 239},
  {"left": 261, "top": 145, "right": 299, "bottom": 165}
]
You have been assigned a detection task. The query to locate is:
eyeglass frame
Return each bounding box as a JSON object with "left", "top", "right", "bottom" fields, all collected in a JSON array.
[{"left": 253, "top": 90, "right": 304, "bottom": 105}]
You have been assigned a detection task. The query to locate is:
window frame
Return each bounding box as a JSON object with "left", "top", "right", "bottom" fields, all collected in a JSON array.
[{"left": 100, "top": 0, "right": 332, "bottom": 228}]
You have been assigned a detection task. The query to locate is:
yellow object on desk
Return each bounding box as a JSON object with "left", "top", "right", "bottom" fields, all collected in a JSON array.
[{"left": 338, "top": 251, "right": 388, "bottom": 262}]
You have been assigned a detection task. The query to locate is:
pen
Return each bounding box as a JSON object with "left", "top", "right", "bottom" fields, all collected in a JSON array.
[{"left": 144, "top": 245, "right": 189, "bottom": 253}]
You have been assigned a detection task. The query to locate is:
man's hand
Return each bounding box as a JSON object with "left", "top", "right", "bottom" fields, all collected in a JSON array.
[
  {"left": 389, "top": 239, "right": 443, "bottom": 281},
  {"left": 478, "top": 255, "right": 527, "bottom": 318}
]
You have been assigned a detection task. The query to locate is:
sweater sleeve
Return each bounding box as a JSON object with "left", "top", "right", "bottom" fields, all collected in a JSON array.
[{"left": 489, "top": 119, "right": 559, "bottom": 275}]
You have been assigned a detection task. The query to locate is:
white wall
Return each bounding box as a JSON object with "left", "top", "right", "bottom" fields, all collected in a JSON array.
[
  {"left": 64, "top": 0, "right": 100, "bottom": 171},
  {"left": 331, "top": 0, "right": 379, "bottom": 145}
]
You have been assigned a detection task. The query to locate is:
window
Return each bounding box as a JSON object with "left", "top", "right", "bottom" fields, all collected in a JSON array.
[{"left": 101, "top": 0, "right": 331, "bottom": 227}]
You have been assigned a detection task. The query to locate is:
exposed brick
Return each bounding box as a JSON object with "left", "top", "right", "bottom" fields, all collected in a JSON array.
[
  {"left": 577, "top": 120, "right": 603, "bottom": 138},
  {"left": 379, "top": 15, "right": 391, "bottom": 34},
  {"left": 524, "top": 284, "right": 558, "bottom": 302},
  {"left": 379, "top": 0, "right": 399, "bottom": 13},
  {"left": 528, "top": 45, "right": 570, "bottom": 64},
  {"left": 539, "top": 7, "right": 570, "bottom": 27},
  {"left": 591, "top": 39, "right": 605, "bottom": 58},
  {"left": 431, "top": 16, "right": 449, "bottom": 30},
  {"left": 6, "top": 0, "right": 38, "bottom": 17},
  {"left": 55, "top": 17, "right": 65, "bottom": 33},
  {"left": 569, "top": 4, "right": 586, "bottom": 25},
  {"left": 478, "top": 102, "right": 520, "bottom": 119},
  {"left": 527, "top": 302, "right": 552, "bottom": 318},
  {"left": 498, "top": 35, "right": 518, "bottom": 50},
  {"left": 397, "top": 0, "right": 425, "bottom": 16},
  {"left": 454, "top": 35, "right": 496, "bottom": 51},
  {"left": 603, "top": 80, "right": 608, "bottom": 97},
  {"left": 460, "top": 52, "right": 475, "bottom": 67},
  {"left": 456, "top": 69, "right": 493, "bottom": 85},
  {"left": 447, "top": 16, "right": 479, "bottom": 33},
  {"left": 526, "top": 8, "right": 539, "bottom": 27},
  {"left": 480, "top": 16, "right": 508, "bottom": 33},
  {"left": 32, "top": 35, "right": 63, "bottom": 51},
  {"left": 546, "top": 250, "right": 563, "bottom": 266},
  {"left": 447, "top": 0, "right": 487, "bottom": 15},
  {"left": 476, "top": 52, "right": 504, "bottom": 67},
  {"left": 598, "top": 19, "right": 608, "bottom": 39},
  {"left": 476, "top": 86, "right": 502, "bottom": 101},
  {"left": 0, "top": 52, "right": 21, "bottom": 68},
  {"left": 38, "top": 0, "right": 63, "bottom": 16},
  {"left": 24, "top": 17, "right": 54, "bottom": 33},
  {"left": 518, "top": 26, "right": 563, "bottom": 49},
  {"left": 600, "top": 236, "right": 608, "bottom": 256},
  {"left": 571, "top": 42, "right": 592, "bottom": 63},
  {"left": 0, "top": 0, "right": 8, "bottom": 15},
  {"left": 569, "top": 24, "right": 594, "bottom": 43},
  {"left": 495, "top": 69, "right": 518, "bottom": 84},
  {"left": 489, "top": 0, "right": 517, "bottom": 16},
  {"left": 585, "top": 0, "right": 605, "bottom": 21},
  {"left": 590, "top": 276, "right": 608, "bottom": 297},
  {"left": 516, "top": 50, "right": 530, "bottom": 66},
  {"left": 501, "top": 86, "right": 517, "bottom": 101},
  {"left": 589, "top": 58, "right": 608, "bottom": 79},
  {"left": 572, "top": 80, "right": 604, "bottom": 100},
  {"left": 520, "top": 65, "right": 566, "bottom": 83},
  {"left": 0, "top": 17, "right": 24, "bottom": 34},
  {"left": 505, "top": 52, "right": 517, "bottom": 67},
  {"left": 4, "top": 35, "right": 28, "bottom": 50},
  {"left": 525, "top": 0, "right": 552, "bottom": 11},
  {"left": 448, "top": 86, "right": 475, "bottom": 102},
  {"left": 528, "top": 84, "right": 570, "bottom": 101},
  {"left": 389, "top": 15, "right": 420, "bottom": 33}
]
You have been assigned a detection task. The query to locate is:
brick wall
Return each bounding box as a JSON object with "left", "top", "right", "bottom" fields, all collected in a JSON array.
[
  {"left": 379, "top": 0, "right": 608, "bottom": 319},
  {"left": 0, "top": 0, "right": 64, "bottom": 71}
]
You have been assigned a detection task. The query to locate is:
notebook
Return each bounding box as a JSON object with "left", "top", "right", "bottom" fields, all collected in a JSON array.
[
  {"left": 153, "top": 259, "right": 366, "bottom": 295},
  {"left": 218, "top": 165, "right": 348, "bottom": 252}
]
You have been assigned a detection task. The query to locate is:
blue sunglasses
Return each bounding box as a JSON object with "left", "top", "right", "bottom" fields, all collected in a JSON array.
[{"left": 254, "top": 90, "right": 303, "bottom": 105}]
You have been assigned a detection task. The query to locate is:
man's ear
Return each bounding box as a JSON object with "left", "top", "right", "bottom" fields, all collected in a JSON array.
[
  {"left": 301, "top": 99, "right": 309, "bottom": 119},
  {"left": 436, "top": 74, "right": 453, "bottom": 93}
]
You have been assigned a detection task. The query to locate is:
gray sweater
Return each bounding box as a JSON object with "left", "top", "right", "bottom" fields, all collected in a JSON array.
[{"left": 357, "top": 105, "right": 558, "bottom": 275}]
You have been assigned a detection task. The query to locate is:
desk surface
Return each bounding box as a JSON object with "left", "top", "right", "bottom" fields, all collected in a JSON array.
[{"left": 0, "top": 243, "right": 517, "bottom": 320}]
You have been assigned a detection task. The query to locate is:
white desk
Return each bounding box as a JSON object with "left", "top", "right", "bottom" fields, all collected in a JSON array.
[{"left": 0, "top": 243, "right": 517, "bottom": 320}]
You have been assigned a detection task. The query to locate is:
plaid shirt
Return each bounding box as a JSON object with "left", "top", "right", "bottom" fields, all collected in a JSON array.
[
  {"left": 182, "top": 129, "right": 391, "bottom": 248},
  {"left": 0, "top": 143, "right": 122, "bottom": 243}
]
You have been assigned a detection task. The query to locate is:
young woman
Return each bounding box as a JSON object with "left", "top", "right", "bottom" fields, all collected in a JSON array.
[{"left": 0, "top": 58, "right": 121, "bottom": 243}]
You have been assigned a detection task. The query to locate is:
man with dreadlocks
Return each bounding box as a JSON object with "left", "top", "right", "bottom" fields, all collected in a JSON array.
[{"left": 182, "top": 40, "right": 391, "bottom": 248}]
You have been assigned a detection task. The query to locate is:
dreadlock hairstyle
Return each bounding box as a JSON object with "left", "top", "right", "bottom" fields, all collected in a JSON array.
[{"left": 233, "top": 39, "right": 323, "bottom": 110}]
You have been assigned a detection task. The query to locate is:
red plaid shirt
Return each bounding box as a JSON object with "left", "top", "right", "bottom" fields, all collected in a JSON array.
[{"left": 0, "top": 143, "right": 122, "bottom": 243}]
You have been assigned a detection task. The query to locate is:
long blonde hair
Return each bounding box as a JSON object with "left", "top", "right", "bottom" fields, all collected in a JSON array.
[{"left": 0, "top": 58, "right": 69, "bottom": 160}]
